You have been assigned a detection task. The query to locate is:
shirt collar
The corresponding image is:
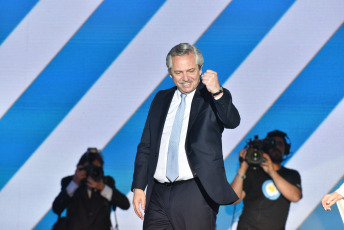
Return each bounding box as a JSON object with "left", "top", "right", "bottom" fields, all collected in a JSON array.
[{"left": 176, "top": 88, "right": 196, "bottom": 99}]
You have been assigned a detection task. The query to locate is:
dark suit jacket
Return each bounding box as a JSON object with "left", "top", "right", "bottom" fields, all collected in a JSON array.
[
  {"left": 132, "top": 82, "right": 240, "bottom": 208},
  {"left": 53, "top": 175, "right": 130, "bottom": 230}
]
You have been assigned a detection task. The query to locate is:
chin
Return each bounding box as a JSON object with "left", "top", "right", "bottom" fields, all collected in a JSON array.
[
  {"left": 179, "top": 87, "right": 193, "bottom": 94},
  {"left": 271, "top": 157, "right": 283, "bottom": 164},
  {"left": 269, "top": 151, "right": 283, "bottom": 163}
]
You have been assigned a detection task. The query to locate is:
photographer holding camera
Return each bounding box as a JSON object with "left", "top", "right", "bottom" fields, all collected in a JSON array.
[
  {"left": 52, "top": 148, "right": 130, "bottom": 230},
  {"left": 231, "top": 130, "right": 302, "bottom": 230}
]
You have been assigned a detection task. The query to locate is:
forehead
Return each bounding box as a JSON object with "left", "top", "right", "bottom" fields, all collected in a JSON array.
[
  {"left": 171, "top": 53, "right": 197, "bottom": 69},
  {"left": 92, "top": 160, "right": 101, "bottom": 166},
  {"left": 82, "top": 159, "right": 101, "bottom": 166},
  {"left": 273, "top": 136, "right": 285, "bottom": 145}
]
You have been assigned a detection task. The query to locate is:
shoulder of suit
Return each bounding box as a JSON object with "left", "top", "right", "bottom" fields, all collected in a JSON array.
[
  {"left": 61, "top": 175, "right": 74, "bottom": 187},
  {"left": 156, "top": 86, "right": 177, "bottom": 95},
  {"left": 103, "top": 175, "right": 115, "bottom": 187},
  {"left": 152, "top": 87, "right": 177, "bottom": 102}
]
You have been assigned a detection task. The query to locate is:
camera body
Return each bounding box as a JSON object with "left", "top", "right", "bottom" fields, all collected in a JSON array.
[
  {"left": 79, "top": 147, "right": 104, "bottom": 182},
  {"left": 81, "top": 164, "right": 104, "bottom": 182},
  {"left": 245, "top": 135, "right": 276, "bottom": 165}
]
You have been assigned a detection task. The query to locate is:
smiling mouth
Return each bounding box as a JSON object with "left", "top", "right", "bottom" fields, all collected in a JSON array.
[{"left": 179, "top": 81, "right": 192, "bottom": 86}]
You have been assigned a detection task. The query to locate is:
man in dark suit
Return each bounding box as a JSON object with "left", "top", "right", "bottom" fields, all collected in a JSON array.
[
  {"left": 53, "top": 148, "right": 130, "bottom": 230},
  {"left": 132, "top": 43, "right": 240, "bottom": 230}
]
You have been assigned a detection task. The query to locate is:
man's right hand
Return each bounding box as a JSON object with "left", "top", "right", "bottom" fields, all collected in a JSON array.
[
  {"left": 133, "top": 188, "right": 146, "bottom": 220},
  {"left": 231, "top": 149, "right": 249, "bottom": 204},
  {"left": 73, "top": 165, "right": 86, "bottom": 185},
  {"left": 239, "top": 149, "right": 249, "bottom": 172}
]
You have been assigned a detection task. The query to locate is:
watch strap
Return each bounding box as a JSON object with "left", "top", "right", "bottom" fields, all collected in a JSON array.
[{"left": 212, "top": 86, "right": 223, "bottom": 96}]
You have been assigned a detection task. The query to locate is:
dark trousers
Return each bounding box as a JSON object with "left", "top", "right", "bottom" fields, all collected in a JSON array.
[{"left": 143, "top": 178, "right": 219, "bottom": 230}]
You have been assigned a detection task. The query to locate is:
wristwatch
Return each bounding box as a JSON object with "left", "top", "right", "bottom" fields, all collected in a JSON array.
[
  {"left": 236, "top": 173, "right": 246, "bottom": 180},
  {"left": 212, "top": 86, "right": 223, "bottom": 96}
]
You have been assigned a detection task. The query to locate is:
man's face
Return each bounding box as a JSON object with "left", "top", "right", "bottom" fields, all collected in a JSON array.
[
  {"left": 170, "top": 53, "right": 202, "bottom": 94},
  {"left": 80, "top": 159, "right": 101, "bottom": 168},
  {"left": 268, "top": 136, "right": 285, "bottom": 164}
]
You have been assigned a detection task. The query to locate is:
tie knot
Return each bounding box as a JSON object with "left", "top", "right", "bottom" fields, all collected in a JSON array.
[{"left": 180, "top": 94, "right": 186, "bottom": 100}]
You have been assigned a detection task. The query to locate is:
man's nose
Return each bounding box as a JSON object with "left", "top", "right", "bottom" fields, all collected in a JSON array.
[{"left": 181, "top": 72, "right": 189, "bottom": 81}]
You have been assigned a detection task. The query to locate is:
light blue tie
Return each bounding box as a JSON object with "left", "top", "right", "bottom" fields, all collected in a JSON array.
[{"left": 166, "top": 93, "right": 186, "bottom": 182}]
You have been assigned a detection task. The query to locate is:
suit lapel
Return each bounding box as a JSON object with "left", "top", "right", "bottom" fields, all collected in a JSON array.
[
  {"left": 154, "top": 83, "right": 205, "bottom": 152},
  {"left": 155, "top": 88, "right": 175, "bottom": 153},
  {"left": 188, "top": 83, "right": 205, "bottom": 133}
]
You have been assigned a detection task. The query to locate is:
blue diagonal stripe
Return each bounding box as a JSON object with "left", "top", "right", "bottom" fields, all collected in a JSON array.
[
  {"left": 217, "top": 24, "right": 344, "bottom": 230},
  {"left": 0, "top": 0, "right": 38, "bottom": 45},
  {"left": 0, "top": 0, "right": 166, "bottom": 190},
  {"left": 197, "top": 0, "right": 295, "bottom": 83}
]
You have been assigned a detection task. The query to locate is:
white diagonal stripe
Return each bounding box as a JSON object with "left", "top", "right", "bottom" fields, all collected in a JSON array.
[
  {"left": 285, "top": 98, "right": 344, "bottom": 229},
  {"left": 221, "top": 0, "right": 344, "bottom": 160},
  {"left": 0, "top": 0, "right": 103, "bottom": 119},
  {"left": 115, "top": 193, "right": 144, "bottom": 229},
  {"left": 0, "top": 0, "right": 233, "bottom": 229}
]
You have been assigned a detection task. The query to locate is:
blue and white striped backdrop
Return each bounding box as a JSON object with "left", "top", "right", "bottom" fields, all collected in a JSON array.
[{"left": 0, "top": 0, "right": 343, "bottom": 229}]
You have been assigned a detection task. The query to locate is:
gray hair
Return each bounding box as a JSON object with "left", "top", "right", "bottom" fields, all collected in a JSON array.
[{"left": 166, "top": 43, "right": 204, "bottom": 74}]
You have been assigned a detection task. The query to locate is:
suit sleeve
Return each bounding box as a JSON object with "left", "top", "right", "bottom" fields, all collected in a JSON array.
[
  {"left": 131, "top": 93, "right": 160, "bottom": 191},
  {"left": 213, "top": 88, "right": 240, "bottom": 129},
  {"left": 52, "top": 176, "right": 73, "bottom": 215},
  {"left": 104, "top": 176, "right": 130, "bottom": 210}
]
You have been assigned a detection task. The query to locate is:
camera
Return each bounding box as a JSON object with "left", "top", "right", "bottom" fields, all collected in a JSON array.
[
  {"left": 80, "top": 147, "right": 104, "bottom": 182},
  {"left": 245, "top": 135, "right": 276, "bottom": 165},
  {"left": 81, "top": 164, "right": 104, "bottom": 182}
]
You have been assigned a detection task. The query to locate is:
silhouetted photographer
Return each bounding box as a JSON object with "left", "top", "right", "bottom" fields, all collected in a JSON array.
[{"left": 52, "top": 148, "right": 130, "bottom": 230}]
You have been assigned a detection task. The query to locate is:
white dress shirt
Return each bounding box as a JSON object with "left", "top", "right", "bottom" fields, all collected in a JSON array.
[
  {"left": 66, "top": 179, "right": 113, "bottom": 201},
  {"left": 336, "top": 183, "right": 344, "bottom": 197},
  {"left": 154, "top": 89, "right": 195, "bottom": 183}
]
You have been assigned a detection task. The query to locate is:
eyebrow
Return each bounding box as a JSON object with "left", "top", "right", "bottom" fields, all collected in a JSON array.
[{"left": 173, "top": 67, "right": 196, "bottom": 73}]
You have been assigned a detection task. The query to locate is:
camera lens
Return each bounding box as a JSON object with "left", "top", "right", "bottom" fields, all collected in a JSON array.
[
  {"left": 246, "top": 148, "right": 263, "bottom": 165},
  {"left": 86, "top": 165, "right": 104, "bottom": 182}
]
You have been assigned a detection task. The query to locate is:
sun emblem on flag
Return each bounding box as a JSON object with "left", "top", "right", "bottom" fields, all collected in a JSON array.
[{"left": 262, "top": 179, "right": 281, "bottom": 200}]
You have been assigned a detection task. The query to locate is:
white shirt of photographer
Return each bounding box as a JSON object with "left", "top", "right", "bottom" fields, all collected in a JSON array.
[{"left": 66, "top": 180, "right": 113, "bottom": 201}]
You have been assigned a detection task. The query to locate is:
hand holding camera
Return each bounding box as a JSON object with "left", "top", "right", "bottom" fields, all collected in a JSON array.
[
  {"left": 260, "top": 153, "right": 275, "bottom": 175},
  {"left": 76, "top": 163, "right": 105, "bottom": 190},
  {"left": 86, "top": 176, "right": 105, "bottom": 191},
  {"left": 72, "top": 148, "right": 105, "bottom": 191},
  {"left": 243, "top": 135, "right": 276, "bottom": 166},
  {"left": 73, "top": 165, "right": 87, "bottom": 185}
]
